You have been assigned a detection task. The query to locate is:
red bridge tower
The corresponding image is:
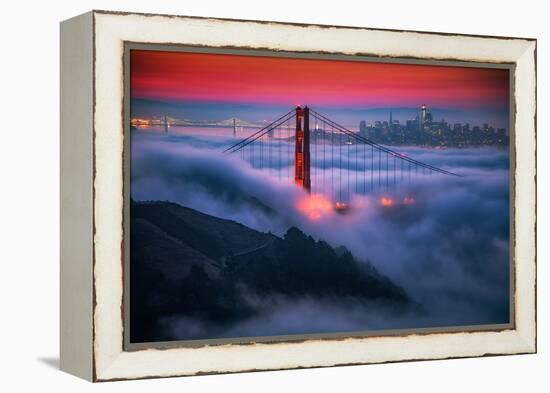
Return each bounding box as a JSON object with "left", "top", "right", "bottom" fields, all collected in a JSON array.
[{"left": 294, "top": 106, "right": 311, "bottom": 192}]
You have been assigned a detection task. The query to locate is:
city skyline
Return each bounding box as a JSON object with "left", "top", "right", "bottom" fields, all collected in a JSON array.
[
  {"left": 358, "top": 104, "right": 508, "bottom": 147},
  {"left": 131, "top": 102, "right": 508, "bottom": 147},
  {"left": 131, "top": 103, "right": 508, "bottom": 130}
]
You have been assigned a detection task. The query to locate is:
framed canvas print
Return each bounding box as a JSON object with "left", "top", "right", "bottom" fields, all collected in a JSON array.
[{"left": 60, "top": 10, "right": 537, "bottom": 381}]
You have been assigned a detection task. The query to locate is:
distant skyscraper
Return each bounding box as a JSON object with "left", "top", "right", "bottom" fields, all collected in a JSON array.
[
  {"left": 419, "top": 104, "right": 427, "bottom": 131},
  {"left": 389, "top": 111, "right": 393, "bottom": 129},
  {"left": 359, "top": 120, "right": 367, "bottom": 135}
]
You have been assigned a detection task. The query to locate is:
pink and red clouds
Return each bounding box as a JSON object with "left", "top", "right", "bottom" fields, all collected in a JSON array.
[{"left": 131, "top": 50, "right": 509, "bottom": 110}]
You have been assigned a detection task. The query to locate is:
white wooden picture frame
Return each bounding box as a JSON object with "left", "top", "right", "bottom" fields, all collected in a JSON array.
[{"left": 60, "top": 10, "right": 536, "bottom": 381}]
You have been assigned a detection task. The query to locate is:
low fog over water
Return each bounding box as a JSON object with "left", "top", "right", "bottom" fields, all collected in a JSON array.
[{"left": 131, "top": 127, "right": 510, "bottom": 338}]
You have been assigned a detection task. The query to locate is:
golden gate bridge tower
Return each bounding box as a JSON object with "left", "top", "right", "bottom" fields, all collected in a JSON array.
[{"left": 294, "top": 106, "right": 311, "bottom": 192}]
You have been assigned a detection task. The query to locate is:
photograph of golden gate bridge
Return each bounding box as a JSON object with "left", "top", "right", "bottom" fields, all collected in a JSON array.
[{"left": 128, "top": 48, "right": 511, "bottom": 344}]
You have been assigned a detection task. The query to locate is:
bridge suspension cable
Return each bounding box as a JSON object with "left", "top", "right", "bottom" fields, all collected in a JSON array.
[
  {"left": 309, "top": 109, "right": 462, "bottom": 177},
  {"left": 223, "top": 109, "right": 295, "bottom": 154},
  {"left": 222, "top": 106, "right": 462, "bottom": 204}
]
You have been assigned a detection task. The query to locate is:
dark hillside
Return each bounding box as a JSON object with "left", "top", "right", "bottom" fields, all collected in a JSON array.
[{"left": 130, "top": 200, "right": 410, "bottom": 342}]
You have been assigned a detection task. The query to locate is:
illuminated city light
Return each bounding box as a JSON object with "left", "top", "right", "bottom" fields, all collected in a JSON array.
[
  {"left": 334, "top": 201, "right": 350, "bottom": 214},
  {"left": 380, "top": 197, "right": 394, "bottom": 207},
  {"left": 358, "top": 103, "right": 508, "bottom": 148}
]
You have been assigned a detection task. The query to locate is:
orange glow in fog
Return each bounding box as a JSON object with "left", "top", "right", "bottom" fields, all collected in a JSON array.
[
  {"left": 296, "top": 194, "right": 333, "bottom": 221},
  {"left": 403, "top": 196, "right": 416, "bottom": 205},
  {"left": 334, "top": 201, "right": 351, "bottom": 214},
  {"left": 380, "top": 197, "right": 394, "bottom": 207}
]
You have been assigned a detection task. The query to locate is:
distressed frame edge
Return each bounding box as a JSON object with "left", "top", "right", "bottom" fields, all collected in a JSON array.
[
  {"left": 89, "top": 11, "right": 537, "bottom": 382},
  {"left": 91, "top": 9, "right": 537, "bottom": 42},
  {"left": 512, "top": 39, "right": 537, "bottom": 354},
  {"left": 59, "top": 11, "right": 95, "bottom": 381}
]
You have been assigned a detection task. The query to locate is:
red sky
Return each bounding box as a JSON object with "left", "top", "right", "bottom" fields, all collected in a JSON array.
[{"left": 131, "top": 49, "right": 509, "bottom": 110}]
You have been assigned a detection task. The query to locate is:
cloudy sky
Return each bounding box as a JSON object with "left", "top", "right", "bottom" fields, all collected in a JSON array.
[{"left": 130, "top": 49, "right": 510, "bottom": 129}]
